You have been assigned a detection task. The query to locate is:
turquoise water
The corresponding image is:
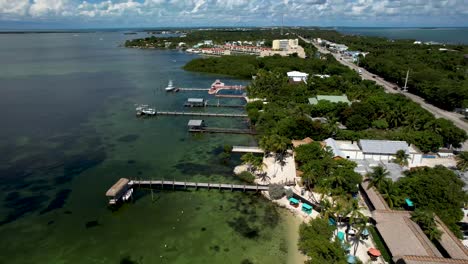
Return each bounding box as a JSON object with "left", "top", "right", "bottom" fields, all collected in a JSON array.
[
  {"left": 0, "top": 32, "right": 295, "bottom": 263},
  {"left": 336, "top": 27, "right": 468, "bottom": 44}
]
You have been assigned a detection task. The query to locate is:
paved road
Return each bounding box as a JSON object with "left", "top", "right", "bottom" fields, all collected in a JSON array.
[{"left": 299, "top": 36, "right": 468, "bottom": 149}]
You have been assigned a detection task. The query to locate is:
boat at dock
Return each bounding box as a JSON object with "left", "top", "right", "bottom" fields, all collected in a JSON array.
[
  {"left": 122, "top": 188, "right": 133, "bottom": 201},
  {"left": 165, "top": 80, "right": 179, "bottom": 92},
  {"left": 136, "top": 104, "right": 156, "bottom": 116}
]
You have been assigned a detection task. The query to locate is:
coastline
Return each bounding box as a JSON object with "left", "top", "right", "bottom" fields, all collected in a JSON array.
[{"left": 282, "top": 210, "right": 308, "bottom": 264}]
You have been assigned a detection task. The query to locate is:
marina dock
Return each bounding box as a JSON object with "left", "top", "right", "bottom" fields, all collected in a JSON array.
[
  {"left": 129, "top": 180, "right": 269, "bottom": 191},
  {"left": 189, "top": 127, "right": 256, "bottom": 135},
  {"left": 156, "top": 111, "right": 248, "bottom": 117},
  {"left": 178, "top": 88, "right": 210, "bottom": 91},
  {"left": 232, "top": 146, "right": 264, "bottom": 153}
]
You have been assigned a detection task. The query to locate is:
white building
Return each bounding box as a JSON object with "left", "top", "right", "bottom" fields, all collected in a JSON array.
[
  {"left": 272, "top": 39, "right": 299, "bottom": 50},
  {"left": 324, "top": 138, "right": 423, "bottom": 166},
  {"left": 203, "top": 40, "right": 213, "bottom": 46},
  {"left": 287, "top": 71, "right": 309, "bottom": 83}
]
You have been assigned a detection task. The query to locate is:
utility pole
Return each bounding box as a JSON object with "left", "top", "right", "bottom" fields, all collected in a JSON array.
[
  {"left": 280, "top": 13, "right": 284, "bottom": 35},
  {"left": 402, "top": 69, "right": 409, "bottom": 92}
]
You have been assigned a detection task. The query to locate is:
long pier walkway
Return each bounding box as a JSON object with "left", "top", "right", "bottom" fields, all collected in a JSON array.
[
  {"left": 178, "top": 88, "right": 210, "bottom": 91},
  {"left": 232, "top": 146, "right": 264, "bottom": 153},
  {"left": 189, "top": 127, "right": 256, "bottom": 135},
  {"left": 129, "top": 180, "right": 268, "bottom": 192},
  {"left": 155, "top": 111, "right": 248, "bottom": 118}
]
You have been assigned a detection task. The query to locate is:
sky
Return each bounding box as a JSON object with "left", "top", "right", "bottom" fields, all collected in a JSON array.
[{"left": 0, "top": 0, "right": 467, "bottom": 29}]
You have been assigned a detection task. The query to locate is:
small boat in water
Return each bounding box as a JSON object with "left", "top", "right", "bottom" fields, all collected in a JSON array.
[
  {"left": 122, "top": 188, "right": 133, "bottom": 201},
  {"left": 165, "top": 80, "right": 178, "bottom": 92}
]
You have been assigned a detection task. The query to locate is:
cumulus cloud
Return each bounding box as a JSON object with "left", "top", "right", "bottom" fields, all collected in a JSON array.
[{"left": 0, "top": 0, "right": 467, "bottom": 26}]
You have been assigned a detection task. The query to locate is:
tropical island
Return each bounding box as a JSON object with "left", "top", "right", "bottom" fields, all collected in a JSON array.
[{"left": 124, "top": 28, "right": 468, "bottom": 263}]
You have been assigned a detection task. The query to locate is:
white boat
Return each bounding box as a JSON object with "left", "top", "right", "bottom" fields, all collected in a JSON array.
[
  {"left": 141, "top": 108, "right": 156, "bottom": 115},
  {"left": 165, "top": 80, "right": 176, "bottom": 92},
  {"left": 122, "top": 188, "right": 133, "bottom": 201}
]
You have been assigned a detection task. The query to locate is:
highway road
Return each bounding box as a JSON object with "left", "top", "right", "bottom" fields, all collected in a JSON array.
[{"left": 299, "top": 36, "right": 468, "bottom": 148}]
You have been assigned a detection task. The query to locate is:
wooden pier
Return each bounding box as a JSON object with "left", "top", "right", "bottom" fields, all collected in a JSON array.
[
  {"left": 189, "top": 127, "right": 256, "bottom": 135},
  {"left": 178, "top": 88, "right": 210, "bottom": 91},
  {"left": 215, "top": 94, "right": 246, "bottom": 99},
  {"left": 155, "top": 111, "right": 248, "bottom": 118},
  {"left": 232, "top": 146, "right": 264, "bottom": 153},
  {"left": 129, "top": 180, "right": 268, "bottom": 192},
  {"left": 205, "top": 103, "right": 245, "bottom": 108}
]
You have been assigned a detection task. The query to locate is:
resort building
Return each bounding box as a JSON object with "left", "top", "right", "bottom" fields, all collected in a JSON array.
[
  {"left": 272, "top": 39, "right": 299, "bottom": 50},
  {"left": 308, "top": 95, "right": 351, "bottom": 105},
  {"left": 324, "top": 138, "right": 423, "bottom": 166},
  {"left": 360, "top": 180, "right": 468, "bottom": 263},
  {"left": 287, "top": 71, "right": 309, "bottom": 83}
]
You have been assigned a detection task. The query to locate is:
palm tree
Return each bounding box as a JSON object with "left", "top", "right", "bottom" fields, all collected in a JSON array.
[
  {"left": 394, "top": 149, "right": 409, "bottom": 166},
  {"left": 352, "top": 216, "right": 369, "bottom": 255},
  {"left": 411, "top": 209, "right": 442, "bottom": 240},
  {"left": 456, "top": 151, "right": 468, "bottom": 172},
  {"left": 380, "top": 180, "right": 400, "bottom": 209},
  {"left": 366, "top": 166, "right": 390, "bottom": 191}
]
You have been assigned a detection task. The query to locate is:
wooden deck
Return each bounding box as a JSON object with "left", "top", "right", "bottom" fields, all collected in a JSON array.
[
  {"left": 189, "top": 127, "right": 256, "bottom": 135},
  {"left": 129, "top": 180, "right": 268, "bottom": 191},
  {"left": 232, "top": 146, "right": 264, "bottom": 153},
  {"left": 178, "top": 88, "right": 210, "bottom": 91},
  {"left": 155, "top": 111, "right": 248, "bottom": 118},
  {"left": 215, "top": 94, "right": 246, "bottom": 99}
]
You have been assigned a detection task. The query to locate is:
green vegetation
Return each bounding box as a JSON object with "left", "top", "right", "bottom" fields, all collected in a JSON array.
[
  {"left": 295, "top": 142, "right": 362, "bottom": 195},
  {"left": 240, "top": 153, "right": 264, "bottom": 173},
  {"left": 268, "top": 184, "right": 285, "bottom": 200},
  {"left": 184, "top": 51, "right": 466, "bottom": 152},
  {"left": 369, "top": 165, "right": 467, "bottom": 237},
  {"left": 411, "top": 209, "right": 442, "bottom": 240},
  {"left": 456, "top": 151, "right": 468, "bottom": 171},
  {"left": 298, "top": 217, "right": 347, "bottom": 264},
  {"left": 125, "top": 28, "right": 284, "bottom": 49},
  {"left": 296, "top": 29, "right": 468, "bottom": 110},
  {"left": 393, "top": 149, "right": 409, "bottom": 166},
  {"left": 237, "top": 171, "right": 255, "bottom": 183}
]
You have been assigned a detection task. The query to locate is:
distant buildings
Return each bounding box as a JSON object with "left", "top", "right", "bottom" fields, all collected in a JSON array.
[
  {"left": 308, "top": 95, "right": 351, "bottom": 105},
  {"left": 287, "top": 71, "right": 308, "bottom": 83},
  {"left": 315, "top": 38, "right": 349, "bottom": 53},
  {"left": 272, "top": 39, "right": 299, "bottom": 50}
]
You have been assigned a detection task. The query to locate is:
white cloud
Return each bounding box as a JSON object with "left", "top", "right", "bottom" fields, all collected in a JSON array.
[
  {"left": 0, "top": 0, "right": 467, "bottom": 26},
  {"left": 29, "top": 0, "right": 72, "bottom": 17},
  {"left": 0, "top": 0, "right": 30, "bottom": 16}
]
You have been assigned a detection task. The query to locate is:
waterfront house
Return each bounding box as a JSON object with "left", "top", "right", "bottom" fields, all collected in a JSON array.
[
  {"left": 287, "top": 71, "right": 309, "bottom": 83},
  {"left": 323, "top": 138, "right": 423, "bottom": 166}
]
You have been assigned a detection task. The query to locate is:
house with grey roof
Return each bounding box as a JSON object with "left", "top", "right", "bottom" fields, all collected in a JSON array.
[{"left": 323, "top": 138, "right": 423, "bottom": 166}]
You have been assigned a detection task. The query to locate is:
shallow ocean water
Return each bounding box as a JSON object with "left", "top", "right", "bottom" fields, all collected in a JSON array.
[{"left": 0, "top": 32, "right": 297, "bottom": 264}]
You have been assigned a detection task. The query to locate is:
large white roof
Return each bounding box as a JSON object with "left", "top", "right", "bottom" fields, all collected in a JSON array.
[
  {"left": 359, "top": 139, "right": 409, "bottom": 154},
  {"left": 324, "top": 138, "right": 346, "bottom": 158},
  {"left": 287, "top": 71, "right": 309, "bottom": 77}
]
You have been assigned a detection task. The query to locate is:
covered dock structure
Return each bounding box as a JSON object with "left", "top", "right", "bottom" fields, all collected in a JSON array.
[
  {"left": 184, "top": 98, "right": 207, "bottom": 107},
  {"left": 360, "top": 180, "right": 468, "bottom": 263},
  {"left": 105, "top": 178, "right": 130, "bottom": 205}
]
